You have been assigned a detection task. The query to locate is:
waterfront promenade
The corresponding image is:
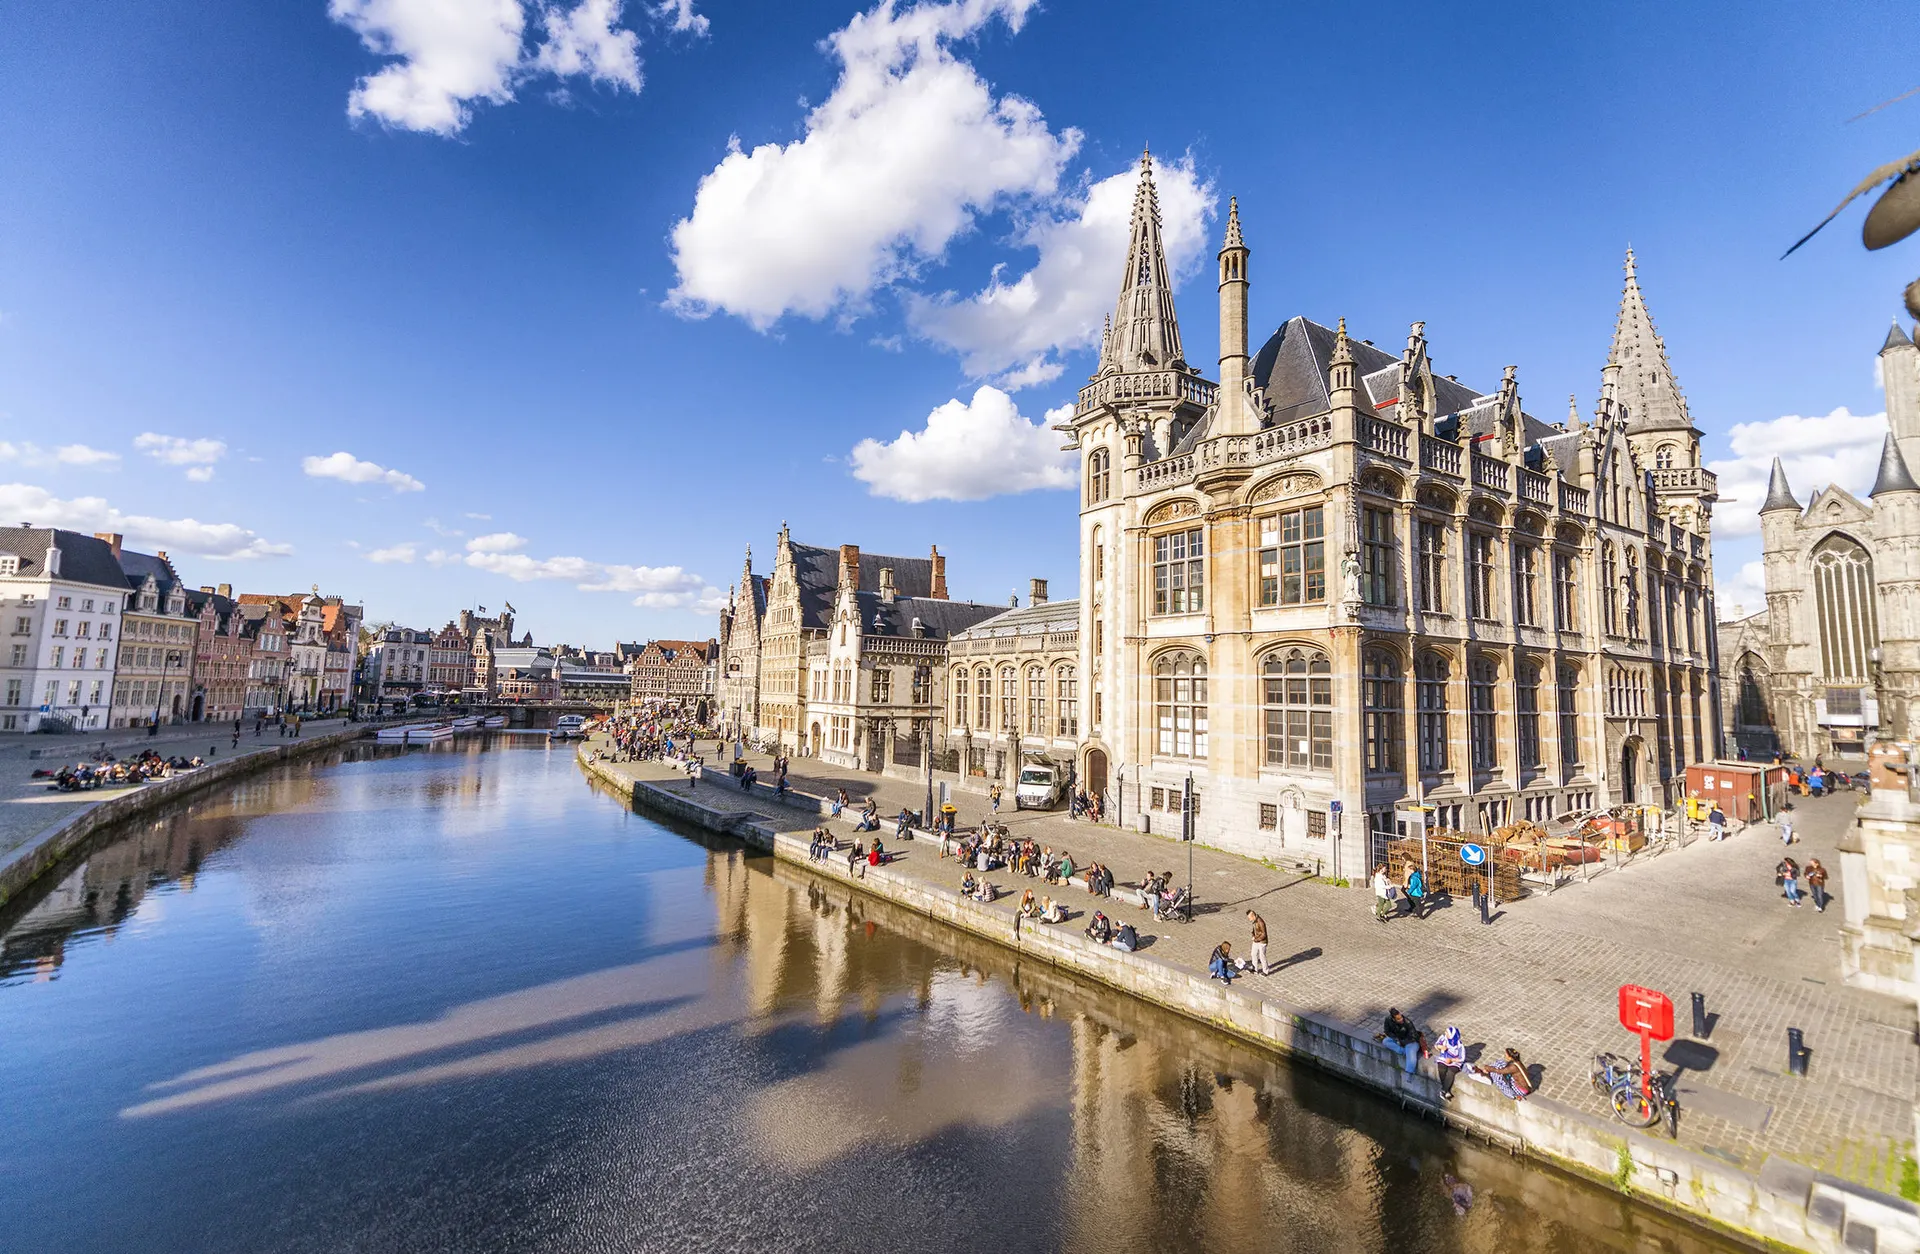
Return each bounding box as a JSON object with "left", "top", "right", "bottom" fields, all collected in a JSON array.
[{"left": 584, "top": 734, "right": 1918, "bottom": 1197}]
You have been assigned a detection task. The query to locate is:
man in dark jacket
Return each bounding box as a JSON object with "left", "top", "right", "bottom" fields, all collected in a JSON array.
[
  {"left": 1246, "top": 909, "right": 1270, "bottom": 975},
  {"left": 1375, "top": 1008, "right": 1424, "bottom": 1074}
]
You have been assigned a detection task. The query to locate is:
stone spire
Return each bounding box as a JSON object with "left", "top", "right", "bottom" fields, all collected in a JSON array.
[
  {"left": 1214, "top": 194, "right": 1252, "bottom": 435},
  {"left": 1606, "top": 246, "right": 1695, "bottom": 433},
  {"left": 1760, "top": 457, "right": 1800, "bottom": 513},
  {"left": 1882, "top": 321, "right": 1913, "bottom": 353},
  {"left": 1872, "top": 432, "right": 1920, "bottom": 496},
  {"left": 1101, "top": 149, "right": 1186, "bottom": 375}
]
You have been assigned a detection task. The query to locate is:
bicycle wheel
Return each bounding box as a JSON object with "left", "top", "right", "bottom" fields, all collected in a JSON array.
[
  {"left": 1612, "top": 1083, "right": 1658, "bottom": 1128},
  {"left": 1590, "top": 1060, "right": 1615, "bottom": 1097}
]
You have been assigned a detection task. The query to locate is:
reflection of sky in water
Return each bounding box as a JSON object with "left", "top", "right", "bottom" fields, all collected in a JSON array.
[{"left": 0, "top": 741, "right": 1742, "bottom": 1254}]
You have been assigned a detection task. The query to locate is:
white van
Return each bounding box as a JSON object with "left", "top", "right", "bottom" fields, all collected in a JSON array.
[{"left": 1015, "top": 762, "right": 1064, "bottom": 810}]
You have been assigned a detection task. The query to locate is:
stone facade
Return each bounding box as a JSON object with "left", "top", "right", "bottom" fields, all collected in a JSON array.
[
  {"left": 626, "top": 638, "right": 716, "bottom": 704},
  {"left": 1719, "top": 324, "right": 1920, "bottom": 759},
  {"left": 944, "top": 584, "right": 1081, "bottom": 792},
  {"left": 716, "top": 551, "right": 767, "bottom": 741},
  {"left": 109, "top": 542, "right": 200, "bottom": 728},
  {"left": 1064, "top": 156, "right": 1719, "bottom": 877},
  {"left": 191, "top": 585, "right": 248, "bottom": 723},
  {"left": 805, "top": 546, "right": 1004, "bottom": 773}
]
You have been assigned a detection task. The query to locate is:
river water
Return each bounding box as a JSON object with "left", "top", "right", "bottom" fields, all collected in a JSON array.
[{"left": 0, "top": 739, "right": 1744, "bottom": 1253}]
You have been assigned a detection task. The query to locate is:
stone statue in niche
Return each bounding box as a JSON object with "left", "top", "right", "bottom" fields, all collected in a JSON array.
[{"left": 1340, "top": 549, "right": 1363, "bottom": 622}]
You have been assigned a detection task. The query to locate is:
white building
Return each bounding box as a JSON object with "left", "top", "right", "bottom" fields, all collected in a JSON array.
[
  {"left": 0, "top": 529, "right": 128, "bottom": 733},
  {"left": 368, "top": 627, "right": 433, "bottom": 706}
]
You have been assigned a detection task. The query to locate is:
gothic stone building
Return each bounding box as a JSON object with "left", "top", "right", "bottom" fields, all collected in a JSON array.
[
  {"left": 943, "top": 583, "right": 1082, "bottom": 789},
  {"left": 1719, "top": 324, "right": 1920, "bottom": 758},
  {"left": 1064, "top": 154, "right": 1719, "bottom": 877}
]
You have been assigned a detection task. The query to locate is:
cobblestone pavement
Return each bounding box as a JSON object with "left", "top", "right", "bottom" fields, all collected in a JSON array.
[
  {"left": 590, "top": 736, "right": 1919, "bottom": 1188},
  {"left": 0, "top": 719, "right": 349, "bottom": 863}
]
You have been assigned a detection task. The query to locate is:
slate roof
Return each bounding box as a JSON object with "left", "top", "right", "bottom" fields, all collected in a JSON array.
[
  {"left": 0, "top": 528, "right": 131, "bottom": 591},
  {"left": 118, "top": 549, "right": 187, "bottom": 604},
  {"left": 789, "top": 542, "right": 934, "bottom": 630},
  {"left": 1761, "top": 458, "right": 1800, "bottom": 513},
  {"left": 1883, "top": 322, "right": 1914, "bottom": 353},
  {"left": 850, "top": 593, "right": 1003, "bottom": 641},
  {"left": 949, "top": 598, "right": 1081, "bottom": 641},
  {"left": 1871, "top": 432, "right": 1920, "bottom": 496},
  {"left": 1249, "top": 317, "right": 1553, "bottom": 442}
]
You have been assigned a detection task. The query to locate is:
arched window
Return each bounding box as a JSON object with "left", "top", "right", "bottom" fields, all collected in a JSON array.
[
  {"left": 1153, "top": 654, "right": 1208, "bottom": 759},
  {"left": 1024, "top": 665, "right": 1046, "bottom": 735},
  {"left": 1601, "top": 544, "right": 1619, "bottom": 634},
  {"left": 999, "top": 666, "right": 1017, "bottom": 730},
  {"left": 1655, "top": 444, "right": 1675, "bottom": 470},
  {"left": 1054, "top": 665, "right": 1078, "bottom": 736},
  {"left": 1812, "top": 535, "right": 1879, "bottom": 681},
  {"left": 1737, "top": 659, "right": 1770, "bottom": 727},
  {"left": 1262, "top": 648, "right": 1332, "bottom": 769},
  {"left": 974, "top": 665, "right": 991, "bottom": 728},
  {"left": 1088, "top": 448, "right": 1111, "bottom": 504},
  {"left": 1091, "top": 525, "right": 1105, "bottom": 583},
  {"left": 1468, "top": 656, "right": 1499, "bottom": 772},
  {"left": 1362, "top": 651, "right": 1402, "bottom": 774},
  {"left": 1415, "top": 653, "right": 1450, "bottom": 772},
  {"left": 950, "top": 666, "right": 965, "bottom": 726}
]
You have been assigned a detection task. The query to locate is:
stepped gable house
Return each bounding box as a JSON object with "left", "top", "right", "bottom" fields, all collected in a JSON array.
[{"left": 1060, "top": 153, "right": 1719, "bottom": 876}]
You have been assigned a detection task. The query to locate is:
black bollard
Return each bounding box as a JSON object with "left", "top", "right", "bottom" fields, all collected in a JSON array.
[
  {"left": 1692, "top": 992, "right": 1708, "bottom": 1039},
  {"left": 1787, "top": 1027, "right": 1808, "bottom": 1077}
]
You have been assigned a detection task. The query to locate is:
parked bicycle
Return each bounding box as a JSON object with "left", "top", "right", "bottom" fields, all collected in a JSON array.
[{"left": 1590, "top": 1052, "right": 1680, "bottom": 1136}]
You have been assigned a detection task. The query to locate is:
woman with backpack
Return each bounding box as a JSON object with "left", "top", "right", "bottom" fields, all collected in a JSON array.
[{"left": 1404, "top": 863, "right": 1428, "bottom": 920}]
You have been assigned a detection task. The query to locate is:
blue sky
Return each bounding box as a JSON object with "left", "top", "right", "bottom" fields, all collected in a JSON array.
[{"left": 1, "top": 0, "right": 1915, "bottom": 645}]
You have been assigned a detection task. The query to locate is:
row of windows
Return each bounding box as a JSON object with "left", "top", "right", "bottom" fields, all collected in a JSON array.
[{"left": 953, "top": 664, "right": 1080, "bottom": 737}]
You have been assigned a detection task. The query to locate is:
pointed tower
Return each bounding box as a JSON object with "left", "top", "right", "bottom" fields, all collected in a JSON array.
[
  {"left": 1878, "top": 322, "right": 1920, "bottom": 473},
  {"left": 1608, "top": 247, "right": 1698, "bottom": 447},
  {"left": 1215, "top": 197, "right": 1252, "bottom": 435},
  {"left": 1103, "top": 149, "right": 1187, "bottom": 375}
]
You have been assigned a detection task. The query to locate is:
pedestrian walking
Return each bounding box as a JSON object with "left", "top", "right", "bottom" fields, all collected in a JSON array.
[
  {"left": 1708, "top": 805, "right": 1728, "bottom": 841},
  {"left": 1777, "top": 855, "right": 1802, "bottom": 907},
  {"left": 1403, "top": 864, "right": 1427, "bottom": 920},
  {"left": 1372, "top": 863, "right": 1394, "bottom": 924},
  {"left": 1806, "top": 858, "right": 1830, "bottom": 912},
  {"left": 990, "top": 782, "right": 1003, "bottom": 814},
  {"left": 1246, "top": 909, "right": 1270, "bottom": 975},
  {"left": 1780, "top": 812, "right": 1795, "bottom": 846}
]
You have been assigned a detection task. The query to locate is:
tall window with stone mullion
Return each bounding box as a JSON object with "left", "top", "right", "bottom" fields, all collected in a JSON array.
[
  {"left": 1262, "top": 649, "right": 1332, "bottom": 770},
  {"left": 1467, "top": 533, "right": 1496, "bottom": 620},
  {"left": 1054, "top": 668, "right": 1077, "bottom": 736},
  {"left": 1516, "top": 663, "right": 1542, "bottom": 769},
  {"left": 1257, "top": 507, "right": 1325, "bottom": 606},
  {"left": 1552, "top": 551, "right": 1578, "bottom": 631},
  {"left": 1468, "top": 657, "right": 1499, "bottom": 772},
  {"left": 1362, "top": 651, "right": 1402, "bottom": 774},
  {"left": 1025, "top": 667, "right": 1045, "bottom": 734},
  {"left": 1361, "top": 507, "right": 1395, "bottom": 606},
  {"left": 1416, "top": 654, "right": 1449, "bottom": 772},
  {"left": 1512, "top": 543, "right": 1538, "bottom": 626},
  {"left": 1417, "top": 522, "right": 1447, "bottom": 613},
  {"left": 1153, "top": 529, "right": 1205, "bottom": 615},
  {"left": 1154, "top": 655, "right": 1208, "bottom": 758},
  {"left": 1558, "top": 665, "right": 1581, "bottom": 770}
]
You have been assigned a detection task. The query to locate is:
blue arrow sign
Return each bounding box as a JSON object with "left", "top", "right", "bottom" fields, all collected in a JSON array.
[{"left": 1459, "top": 843, "right": 1487, "bottom": 866}]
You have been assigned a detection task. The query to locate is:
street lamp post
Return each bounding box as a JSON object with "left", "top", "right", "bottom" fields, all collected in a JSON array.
[
  {"left": 922, "top": 716, "right": 935, "bottom": 828},
  {"left": 151, "top": 650, "right": 181, "bottom": 733}
]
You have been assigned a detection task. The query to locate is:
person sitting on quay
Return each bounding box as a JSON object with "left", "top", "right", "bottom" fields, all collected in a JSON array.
[
  {"left": 1475, "top": 1047, "right": 1532, "bottom": 1100},
  {"left": 847, "top": 841, "right": 862, "bottom": 878},
  {"left": 1041, "top": 896, "right": 1067, "bottom": 925},
  {"left": 1374, "top": 1008, "right": 1425, "bottom": 1075},
  {"left": 1207, "top": 941, "right": 1237, "bottom": 984},
  {"left": 1111, "top": 920, "right": 1139, "bottom": 952},
  {"left": 868, "top": 839, "right": 886, "bottom": 869},
  {"left": 1085, "top": 911, "right": 1113, "bottom": 944},
  {"left": 895, "top": 808, "right": 914, "bottom": 840},
  {"left": 973, "top": 876, "right": 995, "bottom": 904},
  {"left": 855, "top": 800, "right": 880, "bottom": 833},
  {"left": 1055, "top": 851, "right": 1075, "bottom": 886},
  {"left": 1432, "top": 1025, "right": 1467, "bottom": 1101},
  {"left": 961, "top": 870, "right": 980, "bottom": 900},
  {"left": 1133, "top": 872, "right": 1163, "bottom": 912},
  {"left": 1018, "top": 889, "right": 1039, "bottom": 920}
]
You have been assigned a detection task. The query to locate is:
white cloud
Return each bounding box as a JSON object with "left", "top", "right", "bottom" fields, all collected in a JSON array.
[
  {"left": 1705, "top": 407, "right": 1885, "bottom": 537},
  {"left": 1715, "top": 559, "right": 1768, "bottom": 622},
  {"left": 424, "top": 548, "right": 464, "bottom": 566},
  {"left": 908, "top": 155, "right": 1215, "bottom": 385},
  {"left": 367, "top": 542, "right": 418, "bottom": 564},
  {"left": 849, "top": 385, "right": 1074, "bottom": 502},
  {"left": 330, "top": 0, "right": 650, "bottom": 136},
  {"left": 0, "top": 483, "right": 292, "bottom": 560},
  {"left": 303, "top": 451, "right": 426, "bottom": 493},
  {"left": 534, "top": 0, "right": 641, "bottom": 89},
  {"left": 423, "top": 517, "right": 465, "bottom": 537},
  {"left": 652, "top": 0, "right": 707, "bottom": 35},
  {"left": 666, "top": 0, "right": 1077, "bottom": 329},
  {"left": 466, "top": 531, "right": 529, "bottom": 553},
  {"left": 133, "top": 433, "right": 226, "bottom": 478},
  {"left": 464, "top": 545, "right": 720, "bottom": 609},
  {"left": 0, "top": 441, "right": 121, "bottom": 468},
  {"left": 464, "top": 511, "right": 493, "bottom": 520}
]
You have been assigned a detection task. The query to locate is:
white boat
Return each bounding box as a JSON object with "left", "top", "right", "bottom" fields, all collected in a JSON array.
[
  {"left": 550, "top": 714, "right": 587, "bottom": 740},
  {"left": 376, "top": 722, "right": 454, "bottom": 744},
  {"left": 483, "top": 716, "right": 507, "bottom": 729},
  {"left": 450, "top": 716, "right": 484, "bottom": 732}
]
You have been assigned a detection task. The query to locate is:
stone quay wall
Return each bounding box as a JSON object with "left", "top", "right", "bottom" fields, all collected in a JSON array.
[
  {"left": 579, "top": 746, "right": 1920, "bottom": 1254},
  {"left": 0, "top": 722, "right": 389, "bottom": 910}
]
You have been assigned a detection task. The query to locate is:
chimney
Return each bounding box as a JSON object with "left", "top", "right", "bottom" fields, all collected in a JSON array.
[
  {"left": 929, "top": 544, "right": 948, "bottom": 599},
  {"left": 45, "top": 544, "right": 60, "bottom": 576},
  {"left": 839, "top": 543, "right": 861, "bottom": 590},
  {"left": 155, "top": 550, "right": 167, "bottom": 564},
  {"left": 217, "top": 583, "right": 231, "bottom": 599},
  {"left": 94, "top": 531, "right": 123, "bottom": 560},
  {"left": 200, "top": 586, "right": 215, "bottom": 595},
  {"left": 879, "top": 566, "right": 895, "bottom": 602},
  {"left": 1009, "top": 591, "right": 1020, "bottom": 607},
  {"left": 1030, "top": 578, "right": 1049, "bottom": 605}
]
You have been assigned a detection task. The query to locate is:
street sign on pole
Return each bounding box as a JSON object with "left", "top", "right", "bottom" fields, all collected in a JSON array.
[
  {"left": 1459, "top": 843, "right": 1487, "bottom": 866},
  {"left": 1619, "top": 984, "right": 1675, "bottom": 1099}
]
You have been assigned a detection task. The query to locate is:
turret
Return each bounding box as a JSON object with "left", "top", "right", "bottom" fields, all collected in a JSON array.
[
  {"left": 1880, "top": 322, "right": 1920, "bottom": 474},
  {"left": 1215, "top": 197, "right": 1252, "bottom": 436}
]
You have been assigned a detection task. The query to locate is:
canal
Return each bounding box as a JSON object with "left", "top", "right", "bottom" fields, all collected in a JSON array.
[{"left": 0, "top": 738, "right": 1745, "bottom": 1253}]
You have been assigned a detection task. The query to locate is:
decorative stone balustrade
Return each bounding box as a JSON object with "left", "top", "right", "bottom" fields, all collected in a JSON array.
[
  {"left": 1420, "top": 437, "right": 1462, "bottom": 477},
  {"left": 1360, "top": 416, "right": 1409, "bottom": 460},
  {"left": 1075, "top": 369, "right": 1217, "bottom": 416},
  {"left": 1471, "top": 454, "right": 1511, "bottom": 492},
  {"left": 1519, "top": 468, "right": 1553, "bottom": 506}
]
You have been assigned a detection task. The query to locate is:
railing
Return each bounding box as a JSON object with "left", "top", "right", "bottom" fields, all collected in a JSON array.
[
  {"left": 1420, "top": 436, "right": 1462, "bottom": 477},
  {"left": 1518, "top": 468, "right": 1552, "bottom": 506},
  {"left": 1076, "top": 370, "right": 1217, "bottom": 415},
  {"left": 1559, "top": 483, "right": 1590, "bottom": 514},
  {"left": 1136, "top": 454, "right": 1194, "bottom": 491},
  {"left": 1253, "top": 414, "right": 1333, "bottom": 460},
  {"left": 1649, "top": 465, "right": 1717, "bottom": 494},
  {"left": 1471, "top": 454, "right": 1510, "bottom": 493},
  {"left": 1360, "top": 415, "right": 1410, "bottom": 460}
]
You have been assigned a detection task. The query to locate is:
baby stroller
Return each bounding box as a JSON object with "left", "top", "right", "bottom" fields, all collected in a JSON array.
[{"left": 1154, "top": 885, "right": 1192, "bottom": 924}]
